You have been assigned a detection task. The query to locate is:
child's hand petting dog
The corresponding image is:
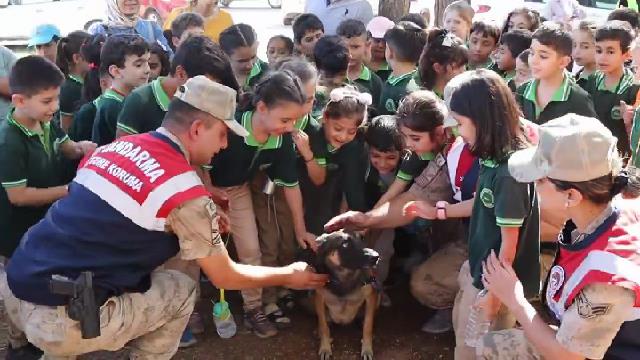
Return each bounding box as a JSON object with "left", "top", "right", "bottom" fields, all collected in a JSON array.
[
  {"left": 297, "top": 231, "right": 319, "bottom": 252},
  {"left": 403, "top": 201, "right": 436, "bottom": 220},
  {"left": 285, "top": 261, "right": 328, "bottom": 289}
]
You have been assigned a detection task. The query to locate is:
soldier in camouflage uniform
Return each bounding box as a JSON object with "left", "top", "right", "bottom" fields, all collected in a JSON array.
[{"left": 0, "top": 77, "right": 327, "bottom": 360}]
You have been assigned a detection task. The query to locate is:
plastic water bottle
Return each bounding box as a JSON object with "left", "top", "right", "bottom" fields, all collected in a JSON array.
[
  {"left": 212, "top": 289, "right": 237, "bottom": 339},
  {"left": 464, "top": 289, "right": 491, "bottom": 348}
]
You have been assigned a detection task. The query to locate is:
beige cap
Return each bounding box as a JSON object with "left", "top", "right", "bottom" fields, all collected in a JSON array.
[
  {"left": 174, "top": 75, "right": 248, "bottom": 137},
  {"left": 508, "top": 114, "right": 617, "bottom": 183}
]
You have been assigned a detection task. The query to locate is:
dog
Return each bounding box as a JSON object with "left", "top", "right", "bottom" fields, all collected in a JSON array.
[{"left": 304, "top": 231, "right": 380, "bottom": 360}]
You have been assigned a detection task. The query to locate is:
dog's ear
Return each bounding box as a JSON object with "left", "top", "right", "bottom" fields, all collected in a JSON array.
[{"left": 362, "top": 248, "right": 379, "bottom": 268}]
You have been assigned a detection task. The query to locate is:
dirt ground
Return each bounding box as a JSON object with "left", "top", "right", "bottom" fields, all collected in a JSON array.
[{"left": 0, "top": 277, "right": 455, "bottom": 360}]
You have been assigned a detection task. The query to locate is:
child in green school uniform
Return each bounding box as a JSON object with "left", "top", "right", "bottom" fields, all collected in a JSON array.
[
  {"left": 516, "top": 23, "right": 596, "bottom": 124},
  {"left": 511, "top": 49, "right": 532, "bottom": 93},
  {"left": 56, "top": 30, "right": 90, "bottom": 132},
  {"left": 337, "top": 19, "right": 384, "bottom": 109},
  {"left": 0, "top": 56, "right": 96, "bottom": 257},
  {"left": 467, "top": 21, "right": 500, "bottom": 71},
  {"left": 407, "top": 70, "right": 540, "bottom": 359},
  {"left": 572, "top": 20, "right": 597, "bottom": 88},
  {"left": 116, "top": 35, "right": 239, "bottom": 138},
  {"left": 494, "top": 29, "right": 532, "bottom": 84},
  {"left": 366, "top": 16, "right": 395, "bottom": 82},
  {"left": 220, "top": 24, "right": 269, "bottom": 93},
  {"left": 292, "top": 13, "right": 324, "bottom": 62},
  {"left": 417, "top": 29, "right": 468, "bottom": 99},
  {"left": 379, "top": 21, "right": 427, "bottom": 115},
  {"left": 583, "top": 21, "right": 639, "bottom": 157},
  {"left": 91, "top": 34, "right": 150, "bottom": 146}
]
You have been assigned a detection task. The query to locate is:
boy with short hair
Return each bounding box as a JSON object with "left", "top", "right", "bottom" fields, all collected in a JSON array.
[
  {"left": 312, "top": 35, "right": 350, "bottom": 118},
  {"left": 117, "top": 35, "right": 235, "bottom": 137},
  {"left": 572, "top": 20, "right": 598, "bottom": 88},
  {"left": 0, "top": 56, "right": 96, "bottom": 258},
  {"left": 366, "top": 16, "right": 396, "bottom": 82},
  {"left": 516, "top": 23, "right": 596, "bottom": 124},
  {"left": 170, "top": 12, "right": 205, "bottom": 49},
  {"left": 495, "top": 29, "right": 533, "bottom": 83},
  {"left": 92, "top": 34, "right": 150, "bottom": 146},
  {"left": 467, "top": 21, "right": 500, "bottom": 70},
  {"left": 584, "top": 20, "right": 639, "bottom": 157},
  {"left": 379, "top": 21, "right": 427, "bottom": 115},
  {"left": 607, "top": 7, "right": 640, "bottom": 32},
  {"left": 337, "top": 19, "right": 384, "bottom": 107},
  {"left": 292, "top": 13, "right": 325, "bottom": 61}
]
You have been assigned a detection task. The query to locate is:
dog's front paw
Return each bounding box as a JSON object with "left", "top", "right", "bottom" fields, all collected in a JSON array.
[
  {"left": 361, "top": 342, "right": 373, "bottom": 360},
  {"left": 318, "top": 345, "right": 332, "bottom": 360}
]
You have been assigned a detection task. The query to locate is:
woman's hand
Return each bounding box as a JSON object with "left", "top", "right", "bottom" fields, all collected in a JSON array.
[
  {"left": 481, "top": 251, "right": 525, "bottom": 310},
  {"left": 402, "top": 201, "right": 437, "bottom": 220}
]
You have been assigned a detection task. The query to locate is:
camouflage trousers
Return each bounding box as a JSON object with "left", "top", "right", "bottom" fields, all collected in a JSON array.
[
  {"left": 0, "top": 269, "right": 196, "bottom": 360},
  {"left": 477, "top": 329, "right": 542, "bottom": 359}
]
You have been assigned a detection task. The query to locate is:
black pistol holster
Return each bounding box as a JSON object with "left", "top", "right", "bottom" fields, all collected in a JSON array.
[{"left": 49, "top": 271, "right": 101, "bottom": 339}]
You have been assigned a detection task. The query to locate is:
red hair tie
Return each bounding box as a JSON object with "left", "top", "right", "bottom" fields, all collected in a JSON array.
[{"left": 89, "top": 63, "right": 97, "bottom": 70}]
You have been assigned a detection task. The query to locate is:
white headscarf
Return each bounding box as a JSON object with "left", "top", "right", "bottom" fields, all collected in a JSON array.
[{"left": 106, "top": 0, "right": 140, "bottom": 27}]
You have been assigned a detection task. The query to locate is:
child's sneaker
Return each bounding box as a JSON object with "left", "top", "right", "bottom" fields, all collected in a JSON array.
[
  {"left": 188, "top": 311, "right": 205, "bottom": 334},
  {"left": 179, "top": 328, "right": 198, "bottom": 348},
  {"left": 264, "top": 302, "right": 292, "bottom": 329}
]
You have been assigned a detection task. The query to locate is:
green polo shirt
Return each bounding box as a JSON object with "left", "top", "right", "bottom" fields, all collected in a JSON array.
[
  {"left": 503, "top": 70, "right": 516, "bottom": 84},
  {"left": 468, "top": 157, "right": 540, "bottom": 298},
  {"left": 69, "top": 99, "right": 99, "bottom": 142},
  {"left": 0, "top": 110, "right": 69, "bottom": 256},
  {"left": 244, "top": 59, "right": 269, "bottom": 92},
  {"left": 379, "top": 70, "right": 421, "bottom": 116},
  {"left": 209, "top": 111, "right": 298, "bottom": 188},
  {"left": 574, "top": 68, "right": 591, "bottom": 89},
  {"left": 59, "top": 74, "right": 84, "bottom": 116},
  {"left": 92, "top": 88, "right": 125, "bottom": 146},
  {"left": 396, "top": 151, "right": 433, "bottom": 182},
  {"left": 516, "top": 73, "right": 596, "bottom": 124},
  {"left": 487, "top": 62, "right": 505, "bottom": 77},
  {"left": 630, "top": 108, "right": 640, "bottom": 168},
  {"left": 349, "top": 65, "right": 383, "bottom": 111},
  {"left": 584, "top": 69, "right": 639, "bottom": 156},
  {"left": 117, "top": 78, "right": 170, "bottom": 136},
  {"left": 467, "top": 58, "right": 495, "bottom": 71},
  {"left": 373, "top": 62, "right": 392, "bottom": 82}
]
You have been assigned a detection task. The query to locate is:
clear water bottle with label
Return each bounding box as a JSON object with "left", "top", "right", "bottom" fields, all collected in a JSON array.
[
  {"left": 212, "top": 289, "right": 236, "bottom": 339},
  {"left": 464, "top": 289, "right": 491, "bottom": 348}
]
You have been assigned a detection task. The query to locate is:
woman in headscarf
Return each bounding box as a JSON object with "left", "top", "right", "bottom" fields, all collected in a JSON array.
[
  {"left": 89, "top": 0, "right": 173, "bottom": 56},
  {"left": 163, "top": 0, "right": 233, "bottom": 43}
]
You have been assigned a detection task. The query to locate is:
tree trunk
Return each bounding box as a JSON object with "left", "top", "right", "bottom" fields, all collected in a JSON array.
[{"left": 378, "top": 0, "right": 410, "bottom": 22}]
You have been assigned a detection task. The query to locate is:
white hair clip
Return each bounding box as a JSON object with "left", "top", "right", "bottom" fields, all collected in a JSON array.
[
  {"left": 441, "top": 32, "right": 458, "bottom": 47},
  {"left": 329, "top": 87, "right": 373, "bottom": 106}
]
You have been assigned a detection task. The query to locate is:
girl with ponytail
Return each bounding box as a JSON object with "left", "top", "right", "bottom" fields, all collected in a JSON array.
[{"left": 56, "top": 30, "right": 90, "bottom": 131}]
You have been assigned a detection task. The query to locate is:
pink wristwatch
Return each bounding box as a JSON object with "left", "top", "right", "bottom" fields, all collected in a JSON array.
[{"left": 436, "top": 201, "right": 448, "bottom": 220}]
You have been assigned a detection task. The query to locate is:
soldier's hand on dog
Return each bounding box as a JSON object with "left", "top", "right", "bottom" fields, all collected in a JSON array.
[
  {"left": 324, "top": 211, "right": 370, "bottom": 232},
  {"left": 285, "top": 261, "right": 328, "bottom": 289}
]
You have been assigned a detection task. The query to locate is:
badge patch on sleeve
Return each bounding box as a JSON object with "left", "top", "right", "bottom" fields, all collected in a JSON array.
[
  {"left": 576, "top": 292, "right": 611, "bottom": 319},
  {"left": 205, "top": 200, "right": 222, "bottom": 247}
]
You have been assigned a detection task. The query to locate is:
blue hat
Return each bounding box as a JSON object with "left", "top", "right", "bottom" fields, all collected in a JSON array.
[{"left": 28, "top": 24, "right": 61, "bottom": 47}]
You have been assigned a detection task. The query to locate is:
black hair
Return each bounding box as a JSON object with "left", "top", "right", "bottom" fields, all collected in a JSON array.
[
  {"left": 384, "top": 21, "right": 428, "bottom": 63},
  {"left": 517, "top": 48, "right": 530, "bottom": 65},
  {"left": 239, "top": 70, "right": 306, "bottom": 112},
  {"left": 470, "top": 21, "right": 501, "bottom": 44},
  {"left": 293, "top": 13, "right": 324, "bottom": 44},
  {"left": 219, "top": 23, "right": 257, "bottom": 55},
  {"left": 365, "top": 115, "right": 403, "bottom": 152},
  {"left": 500, "top": 29, "right": 533, "bottom": 59},
  {"left": 314, "top": 35, "right": 349, "bottom": 78},
  {"left": 276, "top": 58, "right": 317, "bottom": 84},
  {"left": 10, "top": 55, "right": 64, "bottom": 96},
  {"left": 396, "top": 90, "right": 446, "bottom": 136},
  {"left": 80, "top": 34, "right": 106, "bottom": 103},
  {"left": 171, "top": 35, "right": 240, "bottom": 92},
  {"left": 418, "top": 29, "right": 468, "bottom": 90},
  {"left": 400, "top": 13, "right": 428, "bottom": 30},
  {"left": 595, "top": 20, "right": 636, "bottom": 53},
  {"left": 56, "top": 30, "right": 90, "bottom": 76},
  {"left": 336, "top": 19, "right": 368, "bottom": 39},
  {"left": 532, "top": 23, "right": 573, "bottom": 57},
  {"left": 170, "top": 12, "right": 204, "bottom": 40},
  {"left": 163, "top": 98, "right": 213, "bottom": 130},
  {"left": 99, "top": 34, "right": 149, "bottom": 76},
  {"left": 149, "top": 43, "right": 170, "bottom": 77},
  {"left": 449, "top": 69, "right": 527, "bottom": 160},
  {"left": 607, "top": 7, "right": 640, "bottom": 31},
  {"left": 502, "top": 7, "right": 541, "bottom": 34},
  {"left": 268, "top": 35, "right": 294, "bottom": 55},
  {"left": 324, "top": 85, "right": 368, "bottom": 126}
]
